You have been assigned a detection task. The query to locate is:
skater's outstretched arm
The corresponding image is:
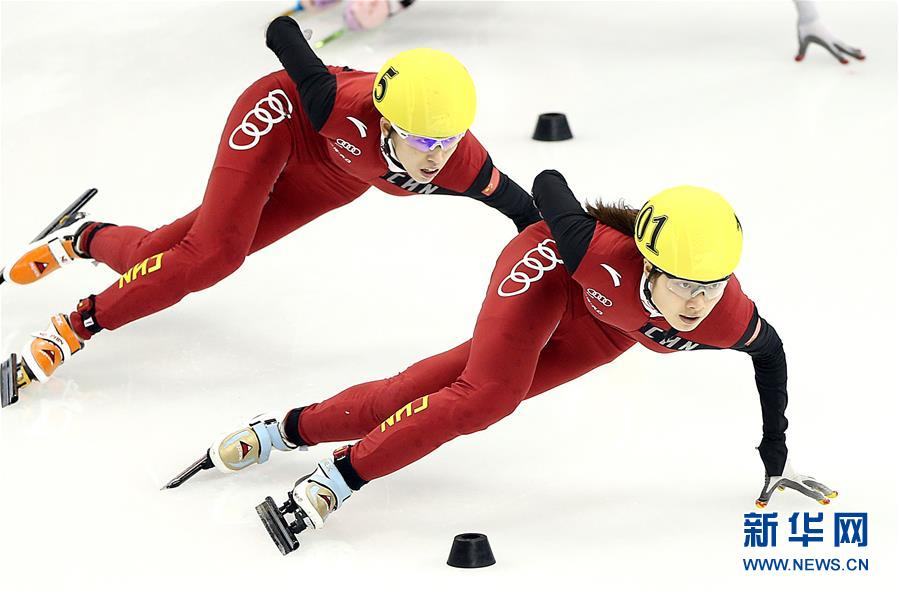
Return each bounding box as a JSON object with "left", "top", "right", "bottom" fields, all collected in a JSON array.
[
  {"left": 532, "top": 169, "right": 597, "bottom": 273},
  {"left": 732, "top": 312, "right": 789, "bottom": 478},
  {"left": 732, "top": 311, "right": 837, "bottom": 507},
  {"left": 266, "top": 16, "right": 336, "bottom": 130}
]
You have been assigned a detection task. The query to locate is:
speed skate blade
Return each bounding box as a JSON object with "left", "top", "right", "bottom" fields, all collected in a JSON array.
[
  {"left": 256, "top": 496, "right": 300, "bottom": 556},
  {"left": 1, "top": 354, "right": 19, "bottom": 408},
  {"left": 33, "top": 188, "right": 98, "bottom": 242},
  {"left": 162, "top": 452, "right": 214, "bottom": 489}
]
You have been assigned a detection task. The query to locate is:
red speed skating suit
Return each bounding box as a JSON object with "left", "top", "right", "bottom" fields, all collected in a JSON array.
[
  {"left": 73, "top": 67, "right": 536, "bottom": 337},
  {"left": 291, "top": 220, "right": 760, "bottom": 482}
]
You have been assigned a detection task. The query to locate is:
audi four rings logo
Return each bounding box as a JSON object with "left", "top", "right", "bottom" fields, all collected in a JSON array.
[
  {"left": 586, "top": 288, "right": 613, "bottom": 307},
  {"left": 498, "top": 239, "right": 564, "bottom": 297},
  {"left": 336, "top": 139, "right": 361, "bottom": 156},
  {"left": 228, "top": 89, "right": 293, "bottom": 151}
]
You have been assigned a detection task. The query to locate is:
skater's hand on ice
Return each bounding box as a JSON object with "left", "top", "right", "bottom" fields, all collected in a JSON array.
[
  {"left": 755, "top": 460, "right": 838, "bottom": 508},
  {"left": 795, "top": 15, "right": 865, "bottom": 64}
]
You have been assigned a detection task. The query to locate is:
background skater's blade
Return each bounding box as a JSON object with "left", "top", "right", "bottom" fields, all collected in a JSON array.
[
  {"left": 314, "top": 27, "right": 346, "bottom": 49},
  {"left": 1, "top": 354, "right": 19, "bottom": 408},
  {"left": 162, "top": 452, "right": 214, "bottom": 489},
  {"left": 256, "top": 496, "right": 302, "bottom": 555}
]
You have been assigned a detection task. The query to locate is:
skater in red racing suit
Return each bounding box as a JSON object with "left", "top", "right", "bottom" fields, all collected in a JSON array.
[
  {"left": 196, "top": 170, "right": 837, "bottom": 549},
  {"left": 0, "top": 17, "right": 539, "bottom": 404}
]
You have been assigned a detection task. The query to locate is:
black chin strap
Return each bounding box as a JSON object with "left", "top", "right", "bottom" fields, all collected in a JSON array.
[
  {"left": 641, "top": 270, "right": 662, "bottom": 316},
  {"left": 643, "top": 271, "right": 679, "bottom": 339},
  {"left": 380, "top": 134, "right": 406, "bottom": 173}
]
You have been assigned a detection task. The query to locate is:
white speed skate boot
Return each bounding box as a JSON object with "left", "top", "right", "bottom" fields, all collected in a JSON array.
[
  {"left": 210, "top": 412, "right": 305, "bottom": 472},
  {"left": 162, "top": 412, "right": 306, "bottom": 489},
  {"left": 256, "top": 458, "right": 353, "bottom": 555}
]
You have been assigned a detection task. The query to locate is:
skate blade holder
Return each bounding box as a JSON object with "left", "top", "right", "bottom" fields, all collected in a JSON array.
[
  {"left": 35, "top": 188, "right": 97, "bottom": 241},
  {"left": 256, "top": 495, "right": 308, "bottom": 556},
  {"left": 1, "top": 354, "right": 20, "bottom": 408}
]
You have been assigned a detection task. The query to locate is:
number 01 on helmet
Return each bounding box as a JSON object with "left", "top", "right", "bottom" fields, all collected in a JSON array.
[{"left": 635, "top": 186, "right": 743, "bottom": 283}]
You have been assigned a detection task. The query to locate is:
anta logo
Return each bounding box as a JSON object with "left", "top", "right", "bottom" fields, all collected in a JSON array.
[
  {"left": 600, "top": 263, "right": 622, "bottom": 287},
  {"left": 239, "top": 441, "right": 253, "bottom": 460},
  {"left": 380, "top": 395, "right": 430, "bottom": 432},
  {"left": 335, "top": 138, "right": 361, "bottom": 156},
  {"left": 382, "top": 172, "right": 440, "bottom": 195},
  {"left": 345, "top": 116, "right": 368, "bottom": 137},
  {"left": 639, "top": 324, "right": 717, "bottom": 352},
  {"left": 118, "top": 253, "right": 164, "bottom": 288}
]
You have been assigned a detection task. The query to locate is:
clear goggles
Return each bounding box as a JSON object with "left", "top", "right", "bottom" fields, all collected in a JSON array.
[
  {"left": 662, "top": 274, "right": 729, "bottom": 300},
  {"left": 391, "top": 124, "right": 466, "bottom": 153}
]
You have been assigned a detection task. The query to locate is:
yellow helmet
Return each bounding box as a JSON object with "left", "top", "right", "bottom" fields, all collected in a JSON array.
[
  {"left": 635, "top": 186, "right": 743, "bottom": 282},
  {"left": 372, "top": 48, "right": 476, "bottom": 138}
]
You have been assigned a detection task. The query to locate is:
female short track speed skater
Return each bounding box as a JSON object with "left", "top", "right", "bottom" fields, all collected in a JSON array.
[
  {"left": 170, "top": 170, "right": 836, "bottom": 555},
  {"left": 0, "top": 16, "right": 541, "bottom": 407}
]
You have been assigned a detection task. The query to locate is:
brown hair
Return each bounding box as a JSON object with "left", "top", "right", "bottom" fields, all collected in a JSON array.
[
  {"left": 585, "top": 199, "right": 639, "bottom": 237},
  {"left": 587, "top": 199, "right": 659, "bottom": 278}
]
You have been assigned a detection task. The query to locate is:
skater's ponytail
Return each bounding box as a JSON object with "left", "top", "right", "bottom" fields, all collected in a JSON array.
[{"left": 586, "top": 200, "right": 639, "bottom": 237}]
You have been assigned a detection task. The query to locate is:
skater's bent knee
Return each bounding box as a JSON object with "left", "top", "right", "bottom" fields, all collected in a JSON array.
[
  {"left": 185, "top": 250, "right": 247, "bottom": 291},
  {"left": 449, "top": 380, "right": 524, "bottom": 435}
]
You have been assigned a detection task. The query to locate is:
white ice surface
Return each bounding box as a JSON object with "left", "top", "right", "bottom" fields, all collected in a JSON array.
[{"left": 1, "top": 1, "right": 897, "bottom": 592}]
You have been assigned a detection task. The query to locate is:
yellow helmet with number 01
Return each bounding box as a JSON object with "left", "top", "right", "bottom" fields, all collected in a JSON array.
[
  {"left": 634, "top": 186, "right": 743, "bottom": 283},
  {"left": 372, "top": 48, "right": 476, "bottom": 139}
]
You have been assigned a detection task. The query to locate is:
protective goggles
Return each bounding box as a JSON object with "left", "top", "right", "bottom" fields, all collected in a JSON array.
[
  {"left": 664, "top": 275, "right": 729, "bottom": 300},
  {"left": 391, "top": 124, "right": 465, "bottom": 153}
]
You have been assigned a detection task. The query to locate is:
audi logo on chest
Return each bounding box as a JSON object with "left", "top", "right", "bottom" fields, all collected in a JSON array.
[
  {"left": 586, "top": 287, "right": 613, "bottom": 307},
  {"left": 335, "top": 138, "right": 362, "bottom": 156}
]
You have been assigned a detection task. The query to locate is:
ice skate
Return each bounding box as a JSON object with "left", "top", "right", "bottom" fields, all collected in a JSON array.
[
  {"left": 1, "top": 188, "right": 99, "bottom": 287},
  {"left": 162, "top": 412, "right": 305, "bottom": 489},
  {"left": 256, "top": 458, "right": 353, "bottom": 555},
  {"left": 1, "top": 314, "right": 84, "bottom": 408}
]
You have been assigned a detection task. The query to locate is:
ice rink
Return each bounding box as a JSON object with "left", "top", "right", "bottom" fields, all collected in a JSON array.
[{"left": 1, "top": 1, "right": 897, "bottom": 592}]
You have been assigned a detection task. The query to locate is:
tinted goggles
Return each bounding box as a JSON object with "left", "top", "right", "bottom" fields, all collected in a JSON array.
[{"left": 391, "top": 124, "right": 466, "bottom": 153}]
